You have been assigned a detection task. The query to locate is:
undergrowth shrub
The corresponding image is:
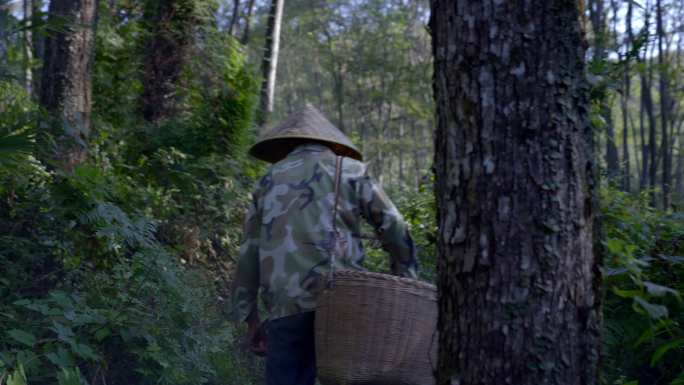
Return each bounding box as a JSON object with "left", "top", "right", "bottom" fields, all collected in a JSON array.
[
  {"left": 0, "top": 155, "right": 262, "bottom": 384},
  {"left": 364, "top": 180, "right": 437, "bottom": 283},
  {"left": 0, "top": 10, "right": 263, "bottom": 381},
  {"left": 602, "top": 187, "right": 684, "bottom": 385}
]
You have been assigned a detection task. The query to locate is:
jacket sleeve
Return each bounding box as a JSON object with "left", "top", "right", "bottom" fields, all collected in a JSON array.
[
  {"left": 231, "top": 193, "right": 261, "bottom": 322},
  {"left": 356, "top": 169, "right": 418, "bottom": 278}
]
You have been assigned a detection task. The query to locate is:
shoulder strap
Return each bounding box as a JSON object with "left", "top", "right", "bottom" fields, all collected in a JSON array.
[
  {"left": 332, "top": 155, "right": 343, "bottom": 232},
  {"left": 328, "top": 156, "right": 343, "bottom": 287}
]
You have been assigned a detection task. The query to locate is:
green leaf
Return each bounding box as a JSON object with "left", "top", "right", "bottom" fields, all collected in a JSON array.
[
  {"left": 46, "top": 347, "right": 75, "bottom": 368},
  {"left": 612, "top": 286, "right": 640, "bottom": 298},
  {"left": 6, "top": 364, "right": 27, "bottom": 385},
  {"left": 651, "top": 338, "right": 684, "bottom": 366},
  {"left": 49, "top": 290, "right": 73, "bottom": 308},
  {"left": 670, "top": 372, "right": 684, "bottom": 385},
  {"left": 6, "top": 329, "right": 37, "bottom": 347},
  {"left": 0, "top": 132, "right": 33, "bottom": 157},
  {"left": 634, "top": 296, "right": 669, "bottom": 319},
  {"left": 71, "top": 342, "right": 100, "bottom": 361},
  {"left": 50, "top": 322, "right": 75, "bottom": 342},
  {"left": 643, "top": 281, "right": 681, "bottom": 300},
  {"left": 634, "top": 319, "right": 675, "bottom": 347},
  {"left": 57, "top": 367, "right": 85, "bottom": 385},
  {"left": 94, "top": 327, "right": 111, "bottom": 342},
  {"left": 606, "top": 238, "right": 625, "bottom": 254}
]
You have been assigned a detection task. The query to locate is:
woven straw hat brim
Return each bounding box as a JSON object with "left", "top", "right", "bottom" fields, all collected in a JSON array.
[
  {"left": 249, "top": 104, "right": 363, "bottom": 163},
  {"left": 249, "top": 136, "right": 362, "bottom": 163}
]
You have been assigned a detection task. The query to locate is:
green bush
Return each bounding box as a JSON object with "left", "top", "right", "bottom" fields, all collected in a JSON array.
[
  {"left": 364, "top": 180, "right": 437, "bottom": 283},
  {"left": 602, "top": 187, "right": 684, "bottom": 385},
  {"left": 0, "top": 156, "right": 262, "bottom": 384},
  {"left": 0, "top": 8, "right": 263, "bottom": 381}
]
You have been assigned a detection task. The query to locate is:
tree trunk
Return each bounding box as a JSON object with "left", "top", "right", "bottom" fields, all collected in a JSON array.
[
  {"left": 631, "top": 114, "right": 642, "bottom": 190},
  {"left": 621, "top": 0, "right": 633, "bottom": 191},
  {"left": 412, "top": 120, "right": 421, "bottom": 191},
  {"left": 333, "top": 59, "right": 346, "bottom": 133},
  {"left": 675, "top": 34, "right": 684, "bottom": 200},
  {"left": 675, "top": 119, "right": 684, "bottom": 199},
  {"left": 398, "top": 121, "right": 404, "bottom": 192},
  {"left": 31, "top": 0, "right": 44, "bottom": 96},
  {"left": 39, "top": 0, "right": 97, "bottom": 172},
  {"left": 646, "top": 55, "right": 658, "bottom": 207},
  {"left": 431, "top": 1, "right": 601, "bottom": 384},
  {"left": 258, "top": 0, "right": 285, "bottom": 126},
  {"left": 227, "top": 0, "right": 240, "bottom": 36},
  {"left": 240, "top": 0, "right": 255, "bottom": 45},
  {"left": 639, "top": 65, "right": 650, "bottom": 191},
  {"left": 23, "top": 0, "right": 33, "bottom": 97},
  {"left": 656, "top": 0, "right": 671, "bottom": 209},
  {"left": 140, "top": 0, "right": 195, "bottom": 124},
  {"left": 589, "top": 0, "right": 619, "bottom": 180}
]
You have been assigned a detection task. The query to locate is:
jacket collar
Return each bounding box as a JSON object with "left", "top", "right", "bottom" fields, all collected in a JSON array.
[{"left": 288, "top": 142, "right": 332, "bottom": 157}]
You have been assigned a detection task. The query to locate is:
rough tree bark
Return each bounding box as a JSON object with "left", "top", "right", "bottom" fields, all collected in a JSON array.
[
  {"left": 140, "top": 0, "right": 196, "bottom": 123},
  {"left": 258, "top": 0, "right": 285, "bottom": 126},
  {"left": 431, "top": 1, "right": 601, "bottom": 384},
  {"left": 39, "top": 0, "right": 97, "bottom": 172}
]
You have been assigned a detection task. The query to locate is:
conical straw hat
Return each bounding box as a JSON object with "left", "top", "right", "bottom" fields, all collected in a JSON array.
[{"left": 249, "top": 104, "right": 363, "bottom": 163}]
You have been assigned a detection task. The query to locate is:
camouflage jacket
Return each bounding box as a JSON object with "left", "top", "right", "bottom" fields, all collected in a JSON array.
[{"left": 232, "top": 143, "right": 417, "bottom": 322}]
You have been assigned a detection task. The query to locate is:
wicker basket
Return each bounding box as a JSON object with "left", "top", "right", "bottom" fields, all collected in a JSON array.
[{"left": 315, "top": 270, "right": 437, "bottom": 385}]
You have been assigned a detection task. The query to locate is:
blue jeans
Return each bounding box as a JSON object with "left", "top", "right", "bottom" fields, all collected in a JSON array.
[{"left": 266, "top": 312, "right": 316, "bottom": 385}]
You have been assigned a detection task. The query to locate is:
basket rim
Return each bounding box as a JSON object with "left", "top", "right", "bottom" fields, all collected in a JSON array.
[{"left": 330, "top": 269, "right": 436, "bottom": 292}]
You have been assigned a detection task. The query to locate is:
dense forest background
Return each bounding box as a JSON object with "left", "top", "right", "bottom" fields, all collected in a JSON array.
[{"left": 0, "top": 0, "right": 683, "bottom": 384}]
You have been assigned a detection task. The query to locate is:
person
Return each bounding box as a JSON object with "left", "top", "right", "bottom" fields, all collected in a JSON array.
[{"left": 232, "top": 104, "right": 417, "bottom": 385}]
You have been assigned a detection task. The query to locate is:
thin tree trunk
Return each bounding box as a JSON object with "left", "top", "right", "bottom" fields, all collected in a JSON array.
[
  {"left": 589, "top": 0, "right": 619, "bottom": 179},
  {"left": 398, "top": 121, "right": 404, "bottom": 191},
  {"left": 656, "top": 0, "right": 672, "bottom": 209},
  {"left": 140, "top": 0, "right": 196, "bottom": 123},
  {"left": 240, "top": 0, "right": 256, "bottom": 44},
  {"left": 333, "top": 60, "right": 345, "bottom": 133},
  {"left": 39, "top": 0, "right": 97, "bottom": 172},
  {"left": 258, "top": 0, "right": 285, "bottom": 126},
  {"left": 431, "top": 1, "right": 600, "bottom": 384},
  {"left": 412, "top": 120, "right": 421, "bottom": 191},
  {"left": 675, "top": 119, "right": 684, "bottom": 199},
  {"left": 31, "top": 0, "right": 44, "bottom": 95},
  {"left": 621, "top": 0, "right": 633, "bottom": 191},
  {"left": 675, "top": 29, "right": 684, "bottom": 200},
  {"left": 631, "top": 114, "right": 642, "bottom": 189},
  {"left": 640, "top": 63, "right": 649, "bottom": 190},
  {"left": 227, "top": 0, "right": 240, "bottom": 36},
  {"left": 647, "top": 56, "right": 658, "bottom": 207},
  {"left": 321, "top": 27, "right": 346, "bottom": 133},
  {"left": 23, "top": 0, "right": 33, "bottom": 97}
]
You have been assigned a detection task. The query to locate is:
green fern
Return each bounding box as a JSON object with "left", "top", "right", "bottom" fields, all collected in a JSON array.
[
  {"left": 0, "top": 132, "right": 33, "bottom": 167},
  {"left": 80, "top": 202, "right": 158, "bottom": 252}
]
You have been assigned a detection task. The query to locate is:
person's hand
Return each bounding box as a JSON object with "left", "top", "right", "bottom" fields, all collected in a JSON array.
[{"left": 247, "top": 312, "right": 267, "bottom": 357}]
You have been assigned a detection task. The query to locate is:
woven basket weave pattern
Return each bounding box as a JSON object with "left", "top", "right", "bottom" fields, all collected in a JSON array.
[{"left": 315, "top": 270, "right": 437, "bottom": 385}]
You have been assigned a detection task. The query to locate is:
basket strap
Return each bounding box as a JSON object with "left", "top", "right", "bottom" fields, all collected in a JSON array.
[{"left": 328, "top": 155, "right": 343, "bottom": 288}]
